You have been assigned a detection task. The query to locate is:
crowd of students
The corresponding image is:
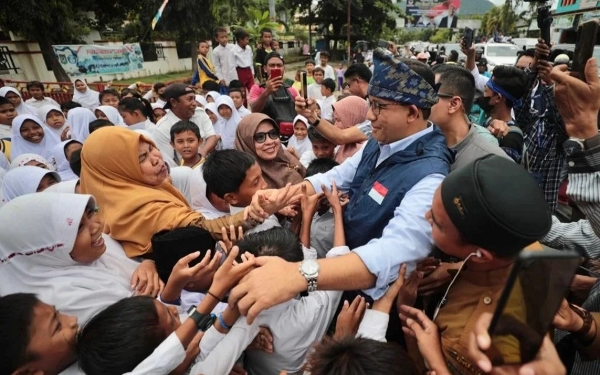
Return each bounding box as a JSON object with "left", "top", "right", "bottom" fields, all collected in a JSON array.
[{"left": 2, "top": 28, "right": 600, "bottom": 375}]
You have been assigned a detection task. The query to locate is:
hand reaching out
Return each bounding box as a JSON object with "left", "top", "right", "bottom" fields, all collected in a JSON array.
[
  {"left": 334, "top": 295, "right": 368, "bottom": 339},
  {"left": 131, "top": 260, "right": 164, "bottom": 297},
  {"left": 373, "top": 264, "right": 407, "bottom": 313},
  {"left": 219, "top": 225, "right": 244, "bottom": 254}
]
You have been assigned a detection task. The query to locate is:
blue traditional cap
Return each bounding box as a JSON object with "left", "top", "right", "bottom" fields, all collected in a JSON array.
[{"left": 368, "top": 48, "right": 438, "bottom": 109}]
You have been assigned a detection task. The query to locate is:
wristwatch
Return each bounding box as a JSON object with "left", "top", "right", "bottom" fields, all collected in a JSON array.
[
  {"left": 310, "top": 117, "right": 321, "bottom": 128},
  {"left": 187, "top": 306, "right": 216, "bottom": 331},
  {"left": 564, "top": 134, "right": 600, "bottom": 156},
  {"left": 299, "top": 259, "right": 320, "bottom": 292}
]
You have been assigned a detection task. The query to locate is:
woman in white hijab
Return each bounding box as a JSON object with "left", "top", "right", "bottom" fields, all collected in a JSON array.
[
  {"left": 68, "top": 107, "right": 97, "bottom": 143},
  {"left": 95, "top": 105, "right": 124, "bottom": 126},
  {"left": 0, "top": 86, "right": 38, "bottom": 116},
  {"left": 213, "top": 95, "right": 242, "bottom": 150},
  {"left": 10, "top": 153, "right": 52, "bottom": 170},
  {"left": 0, "top": 193, "right": 149, "bottom": 325},
  {"left": 52, "top": 140, "right": 81, "bottom": 181},
  {"left": 39, "top": 104, "right": 69, "bottom": 140},
  {"left": 73, "top": 79, "right": 100, "bottom": 110},
  {"left": 2, "top": 166, "right": 60, "bottom": 202},
  {"left": 10, "top": 114, "right": 61, "bottom": 161},
  {"left": 205, "top": 91, "right": 220, "bottom": 103}
]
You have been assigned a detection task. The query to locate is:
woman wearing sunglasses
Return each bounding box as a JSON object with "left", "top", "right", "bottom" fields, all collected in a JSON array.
[{"left": 235, "top": 113, "right": 305, "bottom": 188}]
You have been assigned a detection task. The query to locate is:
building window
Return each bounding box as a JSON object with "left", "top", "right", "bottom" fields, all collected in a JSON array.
[{"left": 0, "top": 46, "right": 20, "bottom": 74}]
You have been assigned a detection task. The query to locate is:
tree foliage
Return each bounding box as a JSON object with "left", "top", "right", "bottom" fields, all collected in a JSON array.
[{"left": 231, "top": 8, "right": 282, "bottom": 41}]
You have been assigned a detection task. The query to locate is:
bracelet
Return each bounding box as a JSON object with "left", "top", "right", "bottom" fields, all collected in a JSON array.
[
  {"left": 218, "top": 313, "right": 232, "bottom": 330},
  {"left": 569, "top": 303, "right": 596, "bottom": 345},
  {"left": 207, "top": 291, "right": 221, "bottom": 301}
]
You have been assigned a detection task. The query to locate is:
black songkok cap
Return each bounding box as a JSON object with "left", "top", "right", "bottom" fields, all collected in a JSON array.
[
  {"left": 441, "top": 155, "right": 551, "bottom": 257},
  {"left": 152, "top": 226, "right": 216, "bottom": 283}
]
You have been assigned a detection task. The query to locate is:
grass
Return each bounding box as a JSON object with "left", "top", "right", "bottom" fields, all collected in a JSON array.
[{"left": 114, "top": 71, "right": 191, "bottom": 85}]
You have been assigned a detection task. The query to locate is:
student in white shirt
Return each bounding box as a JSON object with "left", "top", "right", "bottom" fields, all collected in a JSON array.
[
  {"left": 319, "top": 78, "right": 337, "bottom": 122},
  {"left": 25, "top": 81, "right": 60, "bottom": 109},
  {"left": 0, "top": 96, "right": 16, "bottom": 140},
  {"left": 212, "top": 27, "right": 238, "bottom": 88},
  {"left": 229, "top": 87, "right": 251, "bottom": 117},
  {"left": 118, "top": 97, "right": 157, "bottom": 131},
  {"left": 307, "top": 67, "right": 325, "bottom": 100},
  {"left": 319, "top": 51, "right": 336, "bottom": 81},
  {"left": 232, "top": 28, "right": 255, "bottom": 93}
]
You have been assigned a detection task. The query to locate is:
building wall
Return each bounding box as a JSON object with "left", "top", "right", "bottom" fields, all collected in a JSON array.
[{"left": 0, "top": 40, "right": 192, "bottom": 83}]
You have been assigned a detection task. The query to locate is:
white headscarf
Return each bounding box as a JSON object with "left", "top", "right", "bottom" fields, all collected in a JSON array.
[
  {"left": 10, "top": 114, "right": 61, "bottom": 161},
  {"left": 9, "top": 153, "right": 52, "bottom": 170},
  {"left": 0, "top": 193, "right": 139, "bottom": 323},
  {"left": 38, "top": 104, "right": 68, "bottom": 139},
  {"left": 170, "top": 166, "right": 193, "bottom": 204},
  {"left": 2, "top": 165, "right": 61, "bottom": 202},
  {"left": 195, "top": 95, "right": 208, "bottom": 108},
  {"left": 51, "top": 140, "right": 81, "bottom": 181},
  {"left": 287, "top": 115, "right": 312, "bottom": 158},
  {"left": 214, "top": 96, "right": 242, "bottom": 150},
  {"left": 0, "top": 150, "right": 8, "bottom": 170},
  {"left": 45, "top": 179, "right": 79, "bottom": 193},
  {"left": 206, "top": 91, "right": 221, "bottom": 102},
  {"left": 189, "top": 165, "right": 227, "bottom": 219},
  {"left": 205, "top": 103, "right": 218, "bottom": 124},
  {"left": 151, "top": 102, "right": 164, "bottom": 110},
  {"left": 0, "top": 87, "right": 38, "bottom": 116},
  {"left": 95, "top": 105, "right": 124, "bottom": 126},
  {"left": 0, "top": 167, "right": 6, "bottom": 208},
  {"left": 73, "top": 79, "right": 100, "bottom": 110},
  {"left": 68, "top": 107, "right": 97, "bottom": 143}
]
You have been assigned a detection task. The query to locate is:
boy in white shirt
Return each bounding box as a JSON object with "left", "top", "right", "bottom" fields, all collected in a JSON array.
[
  {"left": 212, "top": 27, "right": 238, "bottom": 90},
  {"left": 232, "top": 28, "right": 255, "bottom": 93},
  {"left": 25, "top": 81, "right": 60, "bottom": 109},
  {"left": 319, "top": 51, "right": 336, "bottom": 81},
  {"left": 307, "top": 67, "right": 325, "bottom": 100},
  {"left": 320, "top": 78, "right": 337, "bottom": 122}
]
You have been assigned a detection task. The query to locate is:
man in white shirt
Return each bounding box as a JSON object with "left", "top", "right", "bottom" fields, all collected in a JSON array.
[
  {"left": 319, "top": 51, "right": 336, "bottom": 81},
  {"left": 25, "top": 81, "right": 60, "bottom": 109},
  {"left": 152, "top": 84, "right": 217, "bottom": 163},
  {"left": 212, "top": 27, "right": 238, "bottom": 89},
  {"left": 232, "top": 29, "right": 255, "bottom": 93}
]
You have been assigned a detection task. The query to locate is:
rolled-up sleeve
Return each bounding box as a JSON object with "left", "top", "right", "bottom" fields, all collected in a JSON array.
[
  {"left": 353, "top": 174, "right": 443, "bottom": 300},
  {"left": 470, "top": 66, "right": 489, "bottom": 93}
]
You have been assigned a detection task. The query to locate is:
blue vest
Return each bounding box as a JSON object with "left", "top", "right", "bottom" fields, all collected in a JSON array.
[{"left": 343, "top": 127, "right": 452, "bottom": 249}]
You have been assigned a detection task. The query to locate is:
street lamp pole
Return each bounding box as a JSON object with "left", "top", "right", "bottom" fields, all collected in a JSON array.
[{"left": 347, "top": 0, "right": 351, "bottom": 63}]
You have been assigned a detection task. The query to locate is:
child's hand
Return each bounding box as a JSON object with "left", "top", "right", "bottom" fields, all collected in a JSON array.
[
  {"left": 131, "top": 260, "right": 164, "bottom": 297},
  {"left": 322, "top": 181, "right": 344, "bottom": 213},
  {"left": 278, "top": 205, "right": 299, "bottom": 217},
  {"left": 287, "top": 147, "right": 299, "bottom": 159},
  {"left": 171, "top": 250, "right": 222, "bottom": 287},
  {"left": 334, "top": 295, "right": 368, "bottom": 339},
  {"left": 219, "top": 225, "right": 244, "bottom": 254},
  {"left": 300, "top": 183, "right": 323, "bottom": 219},
  {"left": 373, "top": 264, "right": 406, "bottom": 313},
  {"left": 212, "top": 246, "right": 257, "bottom": 299}
]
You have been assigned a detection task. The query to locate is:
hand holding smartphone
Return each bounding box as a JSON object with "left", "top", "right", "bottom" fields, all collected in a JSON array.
[
  {"left": 300, "top": 71, "right": 308, "bottom": 100},
  {"left": 464, "top": 27, "right": 474, "bottom": 50},
  {"left": 572, "top": 19, "right": 600, "bottom": 82},
  {"left": 270, "top": 67, "right": 283, "bottom": 80}
]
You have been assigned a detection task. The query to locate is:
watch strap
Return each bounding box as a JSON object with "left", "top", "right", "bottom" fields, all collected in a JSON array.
[
  {"left": 310, "top": 117, "right": 321, "bottom": 127},
  {"left": 187, "top": 306, "right": 216, "bottom": 331}
]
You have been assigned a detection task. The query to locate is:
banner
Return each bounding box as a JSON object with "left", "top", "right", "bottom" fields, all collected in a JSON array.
[
  {"left": 403, "top": 0, "right": 462, "bottom": 28},
  {"left": 52, "top": 44, "right": 144, "bottom": 76}
]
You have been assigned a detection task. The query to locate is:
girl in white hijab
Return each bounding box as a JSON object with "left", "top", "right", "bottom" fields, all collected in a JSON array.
[
  {"left": 68, "top": 107, "right": 97, "bottom": 143},
  {"left": 195, "top": 94, "right": 208, "bottom": 108},
  {"left": 2, "top": 166, "right": 60, "bottom": 202},
  {"left": 214, "top": 95, "right": 242, "bottom": 150},
  {"left": 39, "top": 104, "right": 69, "bottom": 140},
  {"left": 10, "top": 114, "right": 61, "bottom": 161},
  {"left": 0, "top": 86, "right": 38, "bottom": 116},
  {"left": 73, "top": 79, "right": 100, "bottom": 110},
  {"left": 286, "top": 115, "right": 312, "bottom": 158},
  {"left": 45, "top": 179, "right": 80, "bottom": 194},
  {"left": 205, "top": 103, "right": 218, "bottom": 126},
  {"left": 205, "top": 91, "right": 220, "bottom": 103},
  {"left": 52, "top": 140, "right": 82, "bottom": 181},
  {"left": 0, "top": 193, "right": 143, "bottom": 325},
  {"left": 95, "top": 105, "right": 124, "bottom": 126},
  {"left": 10, "top": 153, "right": 52, "bottom": 169},
  {"left": 0, "top": 150, "right": 8, "bottom": 170}
]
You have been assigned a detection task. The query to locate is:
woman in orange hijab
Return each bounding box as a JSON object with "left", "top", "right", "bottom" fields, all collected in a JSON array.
[
  {"left": 80, "top": 126, "right": 253, "bottom": 258},
  {"left": 235, "top": 113, "right": 305, "bottom": 189}
]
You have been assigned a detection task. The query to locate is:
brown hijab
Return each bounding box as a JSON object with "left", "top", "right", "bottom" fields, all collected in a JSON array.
[
  {"left": 80, "top": 126, "right": 201, "bottom": 257},
  {"left": 235, "top": 113, "right": 305, "bottom": 188}
]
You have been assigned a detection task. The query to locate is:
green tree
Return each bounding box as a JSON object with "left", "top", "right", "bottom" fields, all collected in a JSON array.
[
  {"left": 231, "top": 8, "right": 283, "bottom": 41},
  {"left": 429, "top": 29, "right": 451, "bottom": 44}
]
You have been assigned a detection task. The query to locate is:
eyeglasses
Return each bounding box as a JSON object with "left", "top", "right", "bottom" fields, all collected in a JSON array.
[
  {"left": 367, "top": 99, "right": 402, "bottom": 116},
  {"left": 253, "top": 129, "right": 279, "bottom": 143},
  {"left": 437, "top": 93, "right": 466, "bottom": 103}
]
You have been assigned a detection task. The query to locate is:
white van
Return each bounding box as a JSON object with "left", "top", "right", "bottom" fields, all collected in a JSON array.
[{"left": 475, "top": 43, "right": 520, "bottom": 69}]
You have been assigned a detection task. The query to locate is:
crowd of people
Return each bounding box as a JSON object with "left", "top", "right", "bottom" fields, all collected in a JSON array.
[{"left": 1, "top": 26, "right": 600, "bottom": 375}]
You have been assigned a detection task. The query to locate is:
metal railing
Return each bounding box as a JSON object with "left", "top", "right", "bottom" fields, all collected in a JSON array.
[{"left": 0, "top": 46, "right": 19, "bottom": 74}]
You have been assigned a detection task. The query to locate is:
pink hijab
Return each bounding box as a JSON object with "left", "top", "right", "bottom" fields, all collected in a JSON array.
[{"left": 333, "top": 96, "right": 368, "bottom": 163}]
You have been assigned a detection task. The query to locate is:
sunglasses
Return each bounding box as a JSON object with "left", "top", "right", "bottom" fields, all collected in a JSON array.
[{"left": 253, "top": 129, "right": 279, "bottom": 143}]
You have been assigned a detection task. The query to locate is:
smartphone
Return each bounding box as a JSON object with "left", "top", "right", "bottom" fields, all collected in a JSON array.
[
  {"left": 270, "top": 67, "right": 283, "bottom": 80},
  {"left": 572, "top": 19, "right": 600, "bottom": 82},
  {"left": 464, "top": 27, "right": 474, "bottom": 49},
  {"left": 378, "top": 39, "right": 390, "bottom": 49},
  {"left": 300, "top": 71, "right": 308, "bottom": 100},
  {"left": 486, "top": 248, "right": 580, "bottom": 366}
]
